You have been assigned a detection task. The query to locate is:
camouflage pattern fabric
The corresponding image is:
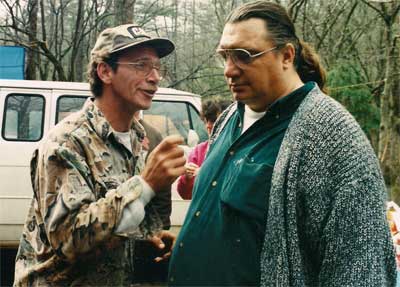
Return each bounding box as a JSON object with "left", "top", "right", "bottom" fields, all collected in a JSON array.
[{"left": 14, "top": 98, "right": 162, "bottom": 286}]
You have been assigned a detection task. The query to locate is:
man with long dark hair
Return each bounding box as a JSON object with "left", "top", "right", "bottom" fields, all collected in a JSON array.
[{"left": 169, "top": 1, "right": 395, "bottom": 286}]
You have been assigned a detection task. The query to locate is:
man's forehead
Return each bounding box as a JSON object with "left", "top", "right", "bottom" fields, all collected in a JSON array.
[
  {"left": 218, "top": 19, "right": 269, "bottom": 49},
  {"left": 119, "top": 46, "right": 159, "bottom": 59}
]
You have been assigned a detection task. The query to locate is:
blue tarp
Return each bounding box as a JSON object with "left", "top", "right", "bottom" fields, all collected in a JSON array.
[{"left": 0, "top": 46, "right": 25, "bottom": 79}]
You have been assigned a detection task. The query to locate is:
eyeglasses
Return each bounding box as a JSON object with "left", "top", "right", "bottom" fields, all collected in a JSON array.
[
  {"left": 216, "top": 46, "right": 278, "bottom": 69},
  {"left": 114, "top": 59, "right": 167, "bottom": 79}
]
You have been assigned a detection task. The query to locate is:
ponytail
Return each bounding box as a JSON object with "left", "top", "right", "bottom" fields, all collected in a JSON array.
[{"left": 296, "top": 41, "right": 327, "bottom": 94}]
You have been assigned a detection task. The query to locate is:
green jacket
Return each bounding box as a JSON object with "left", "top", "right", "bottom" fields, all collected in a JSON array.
[{"left": 210, "top": 86, "right": 396, "bottom": 286}]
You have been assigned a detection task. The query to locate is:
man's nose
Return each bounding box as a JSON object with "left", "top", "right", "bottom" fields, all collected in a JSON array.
[
  {"left": 224, "top": 57, "right": 241, "bottom": 78},
  {"left": 147, "top": 68, "right": 161, "bottom": 84}
]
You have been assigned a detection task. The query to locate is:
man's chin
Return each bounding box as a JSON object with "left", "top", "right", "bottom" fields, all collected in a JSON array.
[
  {"left": 140, "top": 103, "right": 152, "bottom": 111},
  {"left": 233, "top": 91, "right": 250, "bottom": 102},
  {"left": 138, "top": 97, "right": 153, "bottom": 110}
]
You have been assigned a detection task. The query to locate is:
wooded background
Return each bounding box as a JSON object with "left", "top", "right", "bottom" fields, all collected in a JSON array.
[{"left": 0, "top": 0, "right": 399, "bottom": 202}]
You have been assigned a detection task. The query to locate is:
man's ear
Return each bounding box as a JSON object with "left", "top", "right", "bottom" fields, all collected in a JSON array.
[
  {"left": 97, "top": 62, "right": 114, "bottom": 84},
  {"left": 281, "top": 43, "right": 296, "bottom": 70}
]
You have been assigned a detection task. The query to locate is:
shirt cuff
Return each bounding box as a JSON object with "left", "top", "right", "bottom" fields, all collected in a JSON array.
[
  {"left": 137, "top": 176, "right": 155, "bottom": 205},
  {"left": 114, "top": 176, "right": 155, "bottom": 236}
]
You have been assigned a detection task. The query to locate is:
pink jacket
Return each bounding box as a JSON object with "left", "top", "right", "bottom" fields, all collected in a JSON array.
[{"left": 177, "top": 141, "right": 208, "bottom": 199}]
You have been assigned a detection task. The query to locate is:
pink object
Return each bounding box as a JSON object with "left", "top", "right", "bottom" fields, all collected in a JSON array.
[
  {"left": 387, "top": 201, "right": 400, "bottom": 270},
  {"left": 177, "top": 141, "right": 208, "bottom": 199}
]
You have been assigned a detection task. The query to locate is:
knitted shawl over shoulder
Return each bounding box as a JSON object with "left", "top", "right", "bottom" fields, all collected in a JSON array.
[{"left": 211, "top": 86, "right": 396, "bottom": 287}]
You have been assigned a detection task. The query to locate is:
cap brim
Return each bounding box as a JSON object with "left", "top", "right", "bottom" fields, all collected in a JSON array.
[{"left": 110, "top": 38, "right": 175, "bottom": 58}]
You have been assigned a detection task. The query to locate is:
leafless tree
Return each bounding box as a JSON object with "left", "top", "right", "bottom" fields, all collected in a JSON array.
[{"left": 361, "top": 0, "right": 400, "bottom": 200}]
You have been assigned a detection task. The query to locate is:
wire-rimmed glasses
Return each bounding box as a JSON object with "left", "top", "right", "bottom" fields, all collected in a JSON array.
[
  {"left": 216, "top": 46, "right": 278, "bottom": 69},
  {"left": 114, "top": 59, "right": 167, "bottom": 79}
]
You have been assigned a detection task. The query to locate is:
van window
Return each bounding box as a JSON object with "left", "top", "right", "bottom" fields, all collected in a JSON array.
[
  {"left": 188, "top": 104, "right": 208, "bottom": 142},
  {"left": 144, "top": 101, "right": 188, "bottom": 140},
  {"left": 2, "top": 94, "right": 45, "bottom": 141},
  {"left": 143, "top": 101, "right": 206, "bottom": 144},
  {"left": 56, "top": 96, "right": 88, "bottom": 123}
]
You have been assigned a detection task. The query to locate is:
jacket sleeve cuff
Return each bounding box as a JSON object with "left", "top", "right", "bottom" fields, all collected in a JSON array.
[
  {"left": 113, "top": 177, "right": 155, "bottom": 235},
  {"left": 137, "top": 176, "right": 155, "bottom": 205}
]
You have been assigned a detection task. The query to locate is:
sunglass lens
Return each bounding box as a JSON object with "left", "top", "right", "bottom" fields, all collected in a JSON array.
[
  {"left": 233, "top": 50, "right": 251, "bottom": 65},
  {"left": 217, "top": 50, "right": 228, "bottom": 61}
]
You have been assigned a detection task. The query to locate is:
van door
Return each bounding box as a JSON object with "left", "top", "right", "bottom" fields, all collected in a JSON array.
[{"left": 0, "top": 88, "right": 51, "bottom": 243}]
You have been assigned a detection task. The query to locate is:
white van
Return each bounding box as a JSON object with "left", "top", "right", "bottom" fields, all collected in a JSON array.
[{"left": 0, "top": 80, "right": 203, "bottom": 264}]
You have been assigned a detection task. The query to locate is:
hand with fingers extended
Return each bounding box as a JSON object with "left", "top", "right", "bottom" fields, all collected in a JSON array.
[
  {"left": 141, "top": 135, "right": 186, "bottom": 192},
  {"left": 148, "top": 230, "right": 176, "bottom": 262}
]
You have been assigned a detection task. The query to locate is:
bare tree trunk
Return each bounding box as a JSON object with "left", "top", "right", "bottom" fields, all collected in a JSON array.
[
  {"left": 38, "top": 0, "right": 47, "bottom": 80},
  {"left": 191, "top": 0, "right": 195, "bottom": 91},
  {"left": 173, "top": 0, "right": 178, "bottom": 81},
  {"left": 69, "top": 0, "right": 84, "bottom": 81},
  {"left": 75, "top": 44, "right": 85, "bottom": 82},
  {"left": 288, "top": 0, "right": 308, "bottom": 23},
  {"left": 26, "top": 0, "right": 38, "bottom": 80},
  {"left": 114, "top": 0, "right": 136, "bottom": 25}
]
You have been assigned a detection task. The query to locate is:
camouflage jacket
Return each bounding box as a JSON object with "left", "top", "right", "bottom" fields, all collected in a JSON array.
[{"left": 14, "top": 98, "right": 162, "bottom": 286}]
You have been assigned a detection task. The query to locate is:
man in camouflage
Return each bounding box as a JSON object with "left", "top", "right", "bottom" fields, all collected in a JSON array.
[{"left": 14, "top": 24, "right": 185, "bottom": 286}]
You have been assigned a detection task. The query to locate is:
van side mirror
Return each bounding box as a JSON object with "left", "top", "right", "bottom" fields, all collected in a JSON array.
[{"left": 187, "top": 129, "right": 200, "bottom": 147}]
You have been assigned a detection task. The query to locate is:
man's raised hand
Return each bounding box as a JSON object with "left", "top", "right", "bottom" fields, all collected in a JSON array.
[{"left": 141, "top": 135, "right": 186, "bottom": 192}]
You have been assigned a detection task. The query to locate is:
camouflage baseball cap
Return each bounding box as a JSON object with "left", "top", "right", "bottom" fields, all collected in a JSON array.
[{"left": 91, "top": 24, "right": 175, "bottom": 59}]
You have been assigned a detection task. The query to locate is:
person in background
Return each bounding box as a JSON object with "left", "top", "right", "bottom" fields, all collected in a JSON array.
[
  {"left": 169, "top": 1, "right": 396, "bottom": 286},
  {"left": 177, "top": 99, "right": 231, "bottom": 200},
  {"left": 14, "top": 23, "right": 185, "bottom": 286},
  {"left": 387, "top": 201, "right": 400, "bottom": 286}
]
